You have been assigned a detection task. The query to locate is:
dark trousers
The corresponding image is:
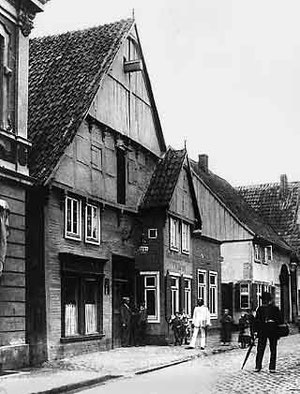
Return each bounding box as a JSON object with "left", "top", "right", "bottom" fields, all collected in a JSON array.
[
  {"left": 121, "top": 325, "right": 131, "bottom": 346},
  {"left": 255, "top": 334, "right": 278, "bottom": 370}
]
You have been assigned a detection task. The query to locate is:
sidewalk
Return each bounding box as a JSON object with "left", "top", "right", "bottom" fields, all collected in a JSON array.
[{"left": 0, "top": 328, "right": 290, "bottom": 394}]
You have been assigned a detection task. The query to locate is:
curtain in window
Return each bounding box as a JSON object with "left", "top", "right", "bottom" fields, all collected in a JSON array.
[
  {"left": 85, "top": 303, "right": 97, "bottom": 334},
  {"left": 65, "top": 303, "right": 78, "bottom": 336}
]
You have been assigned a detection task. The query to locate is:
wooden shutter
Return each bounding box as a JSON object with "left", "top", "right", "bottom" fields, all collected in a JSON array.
[
  {"left": 251, "top": 283, "right": 258, "bottom": 311},
  {"left": 234, "top": 282, "right": 240, "bottom": 312},
  {"left": 136, "top": 271, "right": 144, "bottom": 305},
  {"left": 179, "top": 275, "right": 185, "bottom": 312},
  {"left": 165, "top": 271, "right": 172, "bottom": 321},
  {"left": 117, "top": 148, "right": 126, "bottom": 204}
]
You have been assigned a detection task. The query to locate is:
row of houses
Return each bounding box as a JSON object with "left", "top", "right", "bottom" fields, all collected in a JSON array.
[{"left": 0, "top": 1, "right": 299, "bottom": 369}]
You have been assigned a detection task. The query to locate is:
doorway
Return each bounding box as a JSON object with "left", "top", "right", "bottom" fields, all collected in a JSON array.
[
  {"left": 112, "top": 255, "right": 135, "bottom": 347},
  {"left": 279, "top": 264, "right": 290, "bottom": 322}
]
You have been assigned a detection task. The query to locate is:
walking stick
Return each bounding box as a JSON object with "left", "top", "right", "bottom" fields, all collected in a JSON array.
[{"left": 241, "top": 334, "right": 257, "bottom": 370}]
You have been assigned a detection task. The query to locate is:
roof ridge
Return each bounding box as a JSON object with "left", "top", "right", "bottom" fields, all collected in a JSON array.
[{"left": 31, "top": 18, "right": 134, "bottom": 41}]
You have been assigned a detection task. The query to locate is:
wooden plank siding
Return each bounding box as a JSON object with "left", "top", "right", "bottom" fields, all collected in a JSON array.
[
  {"left": 193, "top": 176, "right": 252, "bottom": 242},
  {"left": 89, "top": 34, "right": 162, "bottom": 157},
  {"left": 0, "top": 183, "right": 26, "bottom": 347}
]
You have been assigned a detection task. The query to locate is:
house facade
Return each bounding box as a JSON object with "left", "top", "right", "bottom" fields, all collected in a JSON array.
[
  {"left": 27, "top": 19, "right": 167, "bottom": 363},
  {"left": 190, "top": 156, "right": 292, "bottom": 323},
  {"left": 0, "top": 0, "right": 46, "bottom": 370},
  {"left": 238, "top": 175, "right": 300, "bottom": 323},
  {"left": 137, "top": 148, "right": 222, "bottom": 344}
]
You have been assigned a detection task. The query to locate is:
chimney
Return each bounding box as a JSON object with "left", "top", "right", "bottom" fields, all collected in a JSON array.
[
  {"left": 280, "top": 174, "right": 288, "bottom": 197},
  {"left": 198, "top": 154, "right": 208, "bottom": 172}
]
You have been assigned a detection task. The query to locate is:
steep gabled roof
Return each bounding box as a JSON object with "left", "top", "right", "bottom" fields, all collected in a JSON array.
[
  {"left": 141, "top": 147, "right": 202, "bottom": 228},
  {"left": 29, "top": 19, "right": 166, "bottom": 185},
  {"left": 141, "top": 148, "right": 186, "bottom": 210},
  {"left": 190, "top": 161, "right": 290, "bottom": 251},
  {"left": 238, "top": 181, "right": 300, "bottom": 254},
  {"left": 29, "top": 19, "right": 134, "bottom": 184}
]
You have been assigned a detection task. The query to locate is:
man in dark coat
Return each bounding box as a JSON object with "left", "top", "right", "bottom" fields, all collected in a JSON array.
[
  {"left": 120, "top": 297, "right": 132, "bottom": 346},
  {"left": 253, "top": 292, "right": 283, "bottom": 373}
]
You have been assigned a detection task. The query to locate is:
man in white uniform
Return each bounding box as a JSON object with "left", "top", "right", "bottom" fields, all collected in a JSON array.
[{"left": 187, "top": 298, "right": 211, "bottom": 349}]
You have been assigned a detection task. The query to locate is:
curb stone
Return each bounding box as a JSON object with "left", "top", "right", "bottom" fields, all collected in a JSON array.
[{"left": 30, "top": 375, "right": 122, "bottom": 394}]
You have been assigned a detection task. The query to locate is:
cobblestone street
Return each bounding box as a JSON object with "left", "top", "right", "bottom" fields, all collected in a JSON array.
[{"left": 79, "top": 334, "right": 300, "bottom": 394}]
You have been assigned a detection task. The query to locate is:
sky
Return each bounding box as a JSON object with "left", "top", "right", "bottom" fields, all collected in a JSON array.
[{"left": 32, "top": 0, "right": 300, "bottom": 186}]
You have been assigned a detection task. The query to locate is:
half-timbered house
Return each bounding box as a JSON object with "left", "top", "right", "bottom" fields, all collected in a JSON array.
[
  {"left": 0, "top": 0, "right": 46, "bottom": 370},
  {"left": 27, "top": 19, "right": 166, "bottom": 363}
]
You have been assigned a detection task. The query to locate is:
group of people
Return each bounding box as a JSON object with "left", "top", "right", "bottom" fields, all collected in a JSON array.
[
  {"left": 170, "top": 293, "right": 284, "bottom": 373},
  {"left": 120, "top": 297, "right": 148, "bottom": 347},
  {"left": 169, "top": 311, "right": 191, "bottom": 346},
  {"left": 122, "top": 291, "right": 284, "bottom": 373}
]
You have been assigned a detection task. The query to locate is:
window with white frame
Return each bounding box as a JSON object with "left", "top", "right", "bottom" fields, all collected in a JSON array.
[
  {"left": 254, "top": 244, "right": 261, "bottom": 262},
  {"left": 198, "top": 270, "right": 207, "bottom": 302},
  {"left": 85, "top": 203, "right": 100, "bottom": 244},
  {"left": 184, "top": 278, "right": 192, "bottom": 317},
  {"left": 240, "top": 283, "right": 250, "bottom": 309},
  {"left": 65, "top": 197, "right": 81, "bottom": 240},
  {"left": 209, "top": 272, "right": 218, "bottom": 317},
  {"left": 170, "top": 217, "right": 180, "bottom": 251},
  {"left": 148, "top": 228, "right": 158, "bottom": 239},
  {"left": 170, "top": 276, "right": 179, "bottom": 315},
  {"left": 181, "top": 222, "right": 190, "bottom": 254},
  {"left": 141, "top": 272, "right": 160, "bottom": 323},
  {"left": 257, "top": 284, "right": 263, "bottom": 307},
  {"left": 264, "top": 246, "right": 273, "bottom": 264}
]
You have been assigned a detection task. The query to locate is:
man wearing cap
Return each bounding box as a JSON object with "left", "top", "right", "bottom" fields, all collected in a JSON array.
[{"left": 120, "top": 297, "right": 132, "bottom": 346}]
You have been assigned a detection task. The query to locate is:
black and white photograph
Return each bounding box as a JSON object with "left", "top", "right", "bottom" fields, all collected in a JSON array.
[{"left": 0, "top": 1, "right": 300, "bottom": 393}]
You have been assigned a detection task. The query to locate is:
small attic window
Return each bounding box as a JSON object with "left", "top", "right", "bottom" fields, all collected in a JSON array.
[
  {"left": 124, "top": 59, "right": 143, "bottom": 73},
  {"left": 148, "top": 229, "right": 157, "bottom": 239}
]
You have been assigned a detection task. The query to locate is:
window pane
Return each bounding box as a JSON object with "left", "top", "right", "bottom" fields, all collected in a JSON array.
[
  {"left": 73, "top": 201, "right": 78, "bottom": 234},
  {"left": 64, "top": 277, "right": 79, "bottom": 336},
  {"left": 145, "top": 276, "right": 155, "bottom": 287},
  {"left": 198, "top": 273, "right": 204, "bottom": 283},
  {"left": 67, "top": 199, "right": 72, "bottom": 232},
  {"left": 240, "top": 284, "right": 248, "bottom": 293},
  {"left": 85, "top": 280, "right": 98, "bottom": 334},
  {"left": 241, "top": 295, "right": 249, "bottom": 308},
  {"left": 87, "top": 205, "right": 92, "bottom": 237},
  {"left": 146, "top": 289, "right": 155, "bottom": 316},
  {"left": 210, "top": 275, "right": 216, "bottom": 285}
]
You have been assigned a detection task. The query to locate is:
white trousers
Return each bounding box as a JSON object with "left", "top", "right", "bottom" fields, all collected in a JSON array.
[{"left": 189, "top": 326, "right": 206, "bottom": 348}]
